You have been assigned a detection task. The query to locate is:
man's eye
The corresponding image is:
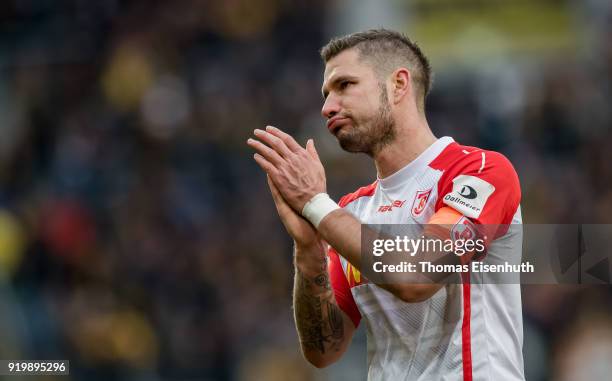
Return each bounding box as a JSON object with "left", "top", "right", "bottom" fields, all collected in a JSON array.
[{"left": 340, "top": 81, "right": 351, "bottom": 90}]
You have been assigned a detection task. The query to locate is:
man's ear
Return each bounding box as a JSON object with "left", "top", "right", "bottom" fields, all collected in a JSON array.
[{"left": 391, "top": 68, "right": 411, "bottom": 104}]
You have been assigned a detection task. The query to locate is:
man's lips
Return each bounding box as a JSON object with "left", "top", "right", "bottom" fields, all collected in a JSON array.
[{"left": 327, "top": 117, "right": 351, "bottom": 133}]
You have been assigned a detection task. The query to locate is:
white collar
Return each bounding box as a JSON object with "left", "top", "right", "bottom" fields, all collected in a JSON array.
[{"left": 377, "top": 136, "right": 454, "bottom": 190}]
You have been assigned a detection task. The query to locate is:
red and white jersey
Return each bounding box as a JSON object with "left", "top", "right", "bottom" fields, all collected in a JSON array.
[{"left": 328, "top": 136, "right": 524, "bottom": 381}]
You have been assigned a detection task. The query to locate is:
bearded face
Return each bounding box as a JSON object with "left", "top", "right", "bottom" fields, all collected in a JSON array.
[
  {"left": 321, "top": 49, "right": 399, "bottom": 155},
  {"left": 336, "top": 83, "right": 396, "bottom": 156}
]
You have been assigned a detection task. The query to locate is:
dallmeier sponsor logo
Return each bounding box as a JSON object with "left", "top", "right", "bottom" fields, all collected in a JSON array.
[
  {"left": 443, "top": 194, "right": 481, "bottom": 212},
  {"left": 459, "top": 185, "right": 477, "bottom": 199}
]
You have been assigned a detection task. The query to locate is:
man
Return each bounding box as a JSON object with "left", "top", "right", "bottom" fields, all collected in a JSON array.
[{"left": 247, "top": 29, "right": 524, "bottom": 380}]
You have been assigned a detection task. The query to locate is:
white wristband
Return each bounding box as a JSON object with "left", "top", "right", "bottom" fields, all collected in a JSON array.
[{"left": 302, "top": 193, "right": 340, "bottom": 228}]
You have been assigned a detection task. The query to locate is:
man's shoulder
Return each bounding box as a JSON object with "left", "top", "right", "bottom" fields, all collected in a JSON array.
[
  {"left": 429, "top": 141, "right": 518, "bottom": 176},
  {"left": 430, "top": 141, "right": 521, "bottom": 224},
  {"left": 338, "top": 181, "right": 378, "bottom": 208}
]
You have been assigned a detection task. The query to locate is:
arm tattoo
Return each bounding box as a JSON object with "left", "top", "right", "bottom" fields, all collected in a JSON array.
[
  {"left": 314, "top": 273, "right": 331, "bottom": 290},
  {"left": 294, "top": 270, "right": 345, "bottom": 354}
]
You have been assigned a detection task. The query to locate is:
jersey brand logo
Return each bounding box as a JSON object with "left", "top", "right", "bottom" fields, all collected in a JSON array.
[
  {"left": 377, "top": 200, "right": 406, "bottom": 213},
  {"left": 411, "top": 189, "right": 432, "bottom": 217},
  {"left": 459, "top": 185, "right": 477, "bottom": 199}
]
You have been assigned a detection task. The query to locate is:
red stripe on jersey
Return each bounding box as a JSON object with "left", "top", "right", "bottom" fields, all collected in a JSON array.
[
  {"left": 326, "top": 181, "right": 378, "bottom": 328},
  {"left": 461, "top": 272, "right": 473, "bottom": 381},
  {"left": 328, "top": 248, "right": 361, "bottom": 327},
  {"left": 338, "top": 181, "right": 377, "bottom": 207}
]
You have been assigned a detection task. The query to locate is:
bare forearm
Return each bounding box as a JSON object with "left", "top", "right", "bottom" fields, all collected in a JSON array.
[
  {"left": 317, "top": 209, "right": 444, "bottom": 302},
  {"left": 317, "top": 209, "right": 362, "bottom": 267},
  {"left": 293, "top": 268, "right": 344, "bottom": 354},
  {"left": 293, "top": 243, "right": 348, "bottom": 365}
]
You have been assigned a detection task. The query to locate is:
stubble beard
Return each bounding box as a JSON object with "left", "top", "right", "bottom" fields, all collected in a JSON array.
[{"left": 336, "top": 84, "right": 396, "bottom": 157}]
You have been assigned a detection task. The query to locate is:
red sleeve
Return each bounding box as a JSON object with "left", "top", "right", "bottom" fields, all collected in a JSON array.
[
  {"left": 431, "top": 148, "right": 521, "bottom": 243},
  {"left": 324, "top": 182, "right": 375, "bottom": 328},
  {"left": 327, "top": 247, "right": 361, "bottom": 328}
]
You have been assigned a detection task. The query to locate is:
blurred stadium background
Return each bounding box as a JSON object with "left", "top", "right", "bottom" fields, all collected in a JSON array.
[{"left": 0, "top": 0, "right": 610, "bottom": 380}]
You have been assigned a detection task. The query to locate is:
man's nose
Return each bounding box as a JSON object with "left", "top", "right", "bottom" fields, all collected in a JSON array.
[{"left": 321, "top": 94, "right": 341, "bottom": 119}]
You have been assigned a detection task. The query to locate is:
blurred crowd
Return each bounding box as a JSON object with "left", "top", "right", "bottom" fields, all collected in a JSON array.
[{"left": 0, "top": 0, "right": 610, "bottom": 380}]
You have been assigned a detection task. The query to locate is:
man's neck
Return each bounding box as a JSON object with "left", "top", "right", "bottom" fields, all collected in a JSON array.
[{"left": 373, "top": 119, "right": 437, "bottom": 179}]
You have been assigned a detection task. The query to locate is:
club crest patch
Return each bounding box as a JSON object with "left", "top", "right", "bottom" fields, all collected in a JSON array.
[
  {"left": 451, "top": 216, "right": 477, "bottom": 241},
  {"left": 411, "top": 189, "right": 432, "bottom": 217}
]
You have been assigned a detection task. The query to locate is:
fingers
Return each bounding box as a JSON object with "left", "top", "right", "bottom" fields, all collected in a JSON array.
[
  {"left": 254, "top": 128, "right": 293, "bottom": 158},
  {"left": 253, "top": 153, "right": 278, "bottom": 176},
  {"left": 267, "top": 175, "right": 296, "bottom": 218},
  {"left": 247, "top": 138, "right": 284, "bottom": 166},
  {"left": 249, "top": 127, "right": 321, "bottom": 189},
  {"left": 266, "top": 175, "right": 283, "bottom": 203},
  {"left": 265, "top": 125, "right": 303, "bottom": 152},
  {"left": 249, "top": 126, "right": 313, "bottom": 172},
  {"left": 305, "top": 139, "right": 320, "bottom": 161}
]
